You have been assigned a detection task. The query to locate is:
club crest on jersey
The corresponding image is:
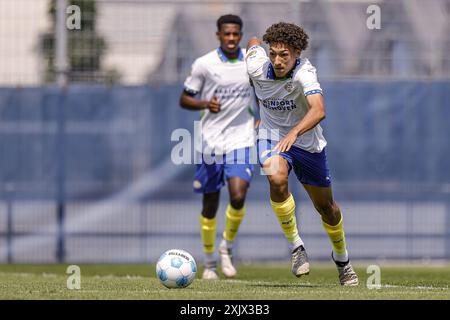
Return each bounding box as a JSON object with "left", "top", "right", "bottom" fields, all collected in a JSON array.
[{"left": 284, "top": 82, "right": 294, "bottom": 92}]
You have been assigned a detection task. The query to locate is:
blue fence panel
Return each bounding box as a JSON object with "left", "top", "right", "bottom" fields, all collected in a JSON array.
[{"left": 0, "top": 81, "right": 449, "bottom": 263}]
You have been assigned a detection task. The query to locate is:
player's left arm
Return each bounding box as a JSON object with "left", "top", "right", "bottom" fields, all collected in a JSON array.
[{"left": 274, "top": 94, "right": 325, "bottom": 153}]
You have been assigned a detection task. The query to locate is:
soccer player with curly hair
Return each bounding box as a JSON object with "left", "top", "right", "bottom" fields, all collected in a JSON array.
[{"left": 246, "top": 22, "right": 358, "bottom": 286}]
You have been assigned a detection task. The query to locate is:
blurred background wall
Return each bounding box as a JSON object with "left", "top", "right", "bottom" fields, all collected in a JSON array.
[{"left": 0, "top": 0, "right": 449, "bottom": 263}]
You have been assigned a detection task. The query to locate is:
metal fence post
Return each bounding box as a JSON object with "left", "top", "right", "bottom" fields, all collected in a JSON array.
[
  {"left": 55, "top": 0, "right": 68, "bottom": 87},
  {"left": 5, "top": 183, "right": 14, "bottom": 263},
  {"left": 56, "top": 90, "right": 67, "bottom": 263},
  {"left": 446, "top": 201, "right": 450, "bottom": 260},
  {"left": 406, "top": 201, "right": 414, "bottom": 261},
  {"left": 55, "top": 0, "right": 68, "bottom": 263}
]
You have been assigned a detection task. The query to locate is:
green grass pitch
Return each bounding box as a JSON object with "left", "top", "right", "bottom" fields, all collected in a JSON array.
[{"left": 0, "top": 263, "right": 449, "bottom": 300}]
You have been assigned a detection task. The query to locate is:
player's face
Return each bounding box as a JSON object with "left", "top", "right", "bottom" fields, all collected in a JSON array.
[
  {"left": 269, "top": 43, "right": 301, "bottom": 78},
  {"left": 216, "top": 24, "right": 242, "bottom": 55}
]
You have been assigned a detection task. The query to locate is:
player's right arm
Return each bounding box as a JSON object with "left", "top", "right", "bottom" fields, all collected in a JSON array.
[
  {"left": 245, "top": 37, "right": 268, "bottom": 79},
  {"left": 246, "top": 37, "right": 261, "bottom": 50},
  {"left": 179, "top": 58, "right": 220, "bottom": 113}
]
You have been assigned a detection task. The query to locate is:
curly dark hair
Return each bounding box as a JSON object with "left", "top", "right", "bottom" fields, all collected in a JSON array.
[{"left": 263, "top": 22, "right": 309, "bottom": 51}]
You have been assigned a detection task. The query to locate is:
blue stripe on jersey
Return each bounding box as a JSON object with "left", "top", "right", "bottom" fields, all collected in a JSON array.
[
  {"left": 304, "top": 89, "right": 323, "bottom": 96},
  {"left": 217, "top": 47, "right": 244, "bottom": 62}
]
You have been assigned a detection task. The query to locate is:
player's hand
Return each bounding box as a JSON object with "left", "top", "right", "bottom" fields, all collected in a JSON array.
[
  {"left": 207, "top": 96, "right": 221, "bottom": 113},
  {"left": 274, "top": 130, "right": 298, "bottom": 153}
]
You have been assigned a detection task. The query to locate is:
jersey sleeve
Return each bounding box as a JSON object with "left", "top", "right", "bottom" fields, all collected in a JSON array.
[
  {"left": 249, "top": 84, "right": 260, "bottom": 121},
  {"left": 297, "top": 60, "right": 323, "bottom": 96},
  {"left": 245, "top": 45, "right": 268, "bottom": 79},
  {"left": 184, "top": 59, "right": 205, "bottom": 95}
]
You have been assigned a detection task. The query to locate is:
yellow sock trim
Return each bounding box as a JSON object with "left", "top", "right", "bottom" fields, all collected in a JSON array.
[
  {"left": 322, "top": 216, "right": 347, "bottom": 255},
  {"left": 223, "top": 204, "right": 245, "bottom": 241},
  {"left": 200, "top": 216, "right": 216, "bottom": 254},
  {"left": 270, "top": 194, "right": 300, "bottom": 243}
]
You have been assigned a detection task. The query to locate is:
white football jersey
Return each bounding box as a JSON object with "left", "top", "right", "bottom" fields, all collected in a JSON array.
[
  {"left": 246, "top": 45, "right": 326, "bottom": 153},
  {"left": 184, "top": 48, "right": 255, "bottom": 155}
]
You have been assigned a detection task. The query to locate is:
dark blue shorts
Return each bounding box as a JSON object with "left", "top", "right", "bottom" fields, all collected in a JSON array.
[
  {"left": 193, "top": 147, "right": 254, "bottom": 194},
  {"left": 257, "top": 139, "right": 331, "bottom": 187}
]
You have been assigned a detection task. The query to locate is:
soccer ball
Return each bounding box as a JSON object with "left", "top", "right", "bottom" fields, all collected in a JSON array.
[{"left": 156, "top": 249, "right": 197, "bottom": 289}]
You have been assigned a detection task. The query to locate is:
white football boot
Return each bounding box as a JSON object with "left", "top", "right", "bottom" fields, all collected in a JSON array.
[
  {"left": 219, "top": 239, "right": 237, "bottom": 278},
  {"left": 332, "top": 252, "right": 359, "bottom": 286},
  {"left": 291, "top": 245, "right": 310, "bottom": 277}
]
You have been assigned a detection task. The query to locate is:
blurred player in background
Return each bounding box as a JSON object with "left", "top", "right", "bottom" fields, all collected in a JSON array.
[
  {"left": 246, "top": 22, "right": 358, "bottom": 286},
  {"left": 179, "top": 14, "right": 255, "bottom": 280}
]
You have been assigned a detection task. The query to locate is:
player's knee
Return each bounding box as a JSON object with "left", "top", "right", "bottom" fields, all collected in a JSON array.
[
  {"left": 262, "top": 156, "right": 288, "bottom": 177},
  {"left": 230, "top": 192, "right": 246, "bottom": 210},
  {"left": 201, "top": 207, "right": 217, "bottom": 219},
  {"left": 267, "top": 174, "right": 288, "bottom": 191}
]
